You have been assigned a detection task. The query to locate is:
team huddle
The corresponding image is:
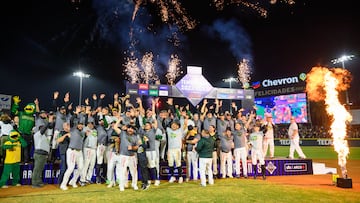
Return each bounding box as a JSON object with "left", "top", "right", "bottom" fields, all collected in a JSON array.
[{"left": 0, "top": 91, "right": 306, "bottom": 190}]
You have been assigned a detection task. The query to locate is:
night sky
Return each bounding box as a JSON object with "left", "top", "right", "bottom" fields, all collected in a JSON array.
[{"left": 1, "top": 0, "right": 359, "bottom": 110}]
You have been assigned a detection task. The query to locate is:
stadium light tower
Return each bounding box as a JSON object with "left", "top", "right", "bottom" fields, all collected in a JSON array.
[
  {"left": 73, "top": 71, "right": 90, "bottom": 106},
  {"left": 222, "top": 77, "right": 238, "bottom": 114},
  {"left": 331, "top": 54, "right": 355, "bottom": 105}
]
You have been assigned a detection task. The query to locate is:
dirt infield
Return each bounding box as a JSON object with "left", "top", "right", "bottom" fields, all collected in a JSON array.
[
  {"left": 0, "top": 159, "right": 358, "bottom": 197},
  {"left": 267, "top": 159, "right": 360, "bottom": 192}
]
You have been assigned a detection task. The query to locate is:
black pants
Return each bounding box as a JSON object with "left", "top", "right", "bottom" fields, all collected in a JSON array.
[
  {"left": 22, "top": 134, "right": 33, "bottom": 162},
  {"left": 138, "top": 157, "right": 149, "bottom": 184}
]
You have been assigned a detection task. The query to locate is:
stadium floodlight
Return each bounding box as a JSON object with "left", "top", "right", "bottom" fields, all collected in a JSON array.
[
  {"left": 331, "top": 55, "right": 355, "bottom": 69},
  {"left": 222, "top": 77, "right": 238, "bottom": 114},
  {"left": 331, "top": 54, "right": 355, "bottom": 105},
  {"left": 73, "top": 71, "right": 90, "bottom": 106}
]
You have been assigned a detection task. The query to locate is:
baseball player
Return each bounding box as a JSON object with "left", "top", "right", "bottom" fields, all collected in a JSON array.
[
  {"left": 208, "top": 125, "right": 219, "bottom": 178},
  {"left": 184, "top": 125, "right": 200, "bottom": 181},
  {"left": 113, "top": 119, "right": 140, "bottom": 191},
  {"left": 196, "top": 129, "right": 215, "bottom": 187},
  {"left": 166, "top": 119, "right": 186, "bottom": 184},
  {"left": 248, "top": 121, "right": 266, "bottom": 180},
  {"left": 261, "top": 114, "right": 276, "bottom": 158},
  {"left": 233, "top": 113, "right": 254, "bottom": 178},
  {"left": 288, "top": 117, "right": 306, "bottom": 159},
  {"left": 80, "top": 114, "right": 98, "bottom": 185},
  {"left": 219, "top": 127, "right": 234, "bottom": 178},
  {"left": 60, "top": 106, "right": 85, "bottom": 190}
]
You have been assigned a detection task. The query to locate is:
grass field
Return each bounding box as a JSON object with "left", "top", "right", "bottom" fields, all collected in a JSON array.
[
  {"left": 274, "top": 146, "right": 360, "bottom": 160},
  {"left": 0, "top": 146, "right": 359, "bottom": 203}
]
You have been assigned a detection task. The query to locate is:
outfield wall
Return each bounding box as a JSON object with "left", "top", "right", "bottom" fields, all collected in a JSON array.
[{"left": 275, "top": 138, "right": 360, "bottom": 147}]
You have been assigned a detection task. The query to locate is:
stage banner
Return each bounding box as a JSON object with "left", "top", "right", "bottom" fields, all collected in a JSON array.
[{"left": 0, "top": 158, "right": 313, "bottom": 185}]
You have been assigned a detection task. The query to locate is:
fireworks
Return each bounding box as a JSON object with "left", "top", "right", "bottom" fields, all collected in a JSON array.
[
  {"left": 237, "top": 58, "right": 251, "bottom": 88},
  {"left": 124, "top": 52, "right": 159, "bottom": 84},
  {"left": 212, "top": 0, "right": 296, "bottom": 17},
  {"left": 124, "top": 56, "right": 141, "bottom": 84},
  {"left": 166, "top": 54, "right": 182, "bottom": 85},
  {"left": 306, "top": 67, "right": 353, "bottom": 178},
  {"left": 140, "top": 52, "right": 159, "bottom": 84},
  {"left": 131, "top": 0, "right": 196, "bottom": 30}
]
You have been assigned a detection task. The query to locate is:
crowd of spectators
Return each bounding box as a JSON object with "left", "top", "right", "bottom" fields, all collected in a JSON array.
[{"left": 274, "top": 123, "right": 360, "bottom": 139}]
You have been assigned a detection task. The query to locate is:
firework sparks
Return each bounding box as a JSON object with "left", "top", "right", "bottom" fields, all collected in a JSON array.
[
  {"left": 132, "top": 0, "right": 143, "bottom": 21},
  {"left": 166, "top": 54, "right": 182, "bottom": 85},
  {"left": 140, "top": 52, "right": 158, "bottom": 84},
  {"left": 213, "top": 0, "right": 296, "bottom": 17},
  {"left": 306, "top": 67, "right": 352, "bottom": 178},
  {"left": 131, "top": 0, "right": 196, "bottom": 30},
  {"left": 124, "top": 55, "right": 141, "bottom": 84},
  {"left": 237, "top": 58, "right": 251, "bottom": 88}
]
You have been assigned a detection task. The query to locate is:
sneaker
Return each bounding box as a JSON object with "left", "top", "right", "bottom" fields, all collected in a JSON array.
[
  {"left": 119, "top": 186, "right": 124, "bottom": 192},
  {"left": 235, "top": 174, "right": 241, "bottom": 178},
  {"left": 169, "top": 176, "right": 176, "bottom": 183},
  {"left": 96, "top": 177, "right": 101, "bottom": 184},
  {"left": 71, "top": 182, "right": 78, "bottom": 188},
  {"left": 228, "top": 175, "right": 233, "bottom": 178},
  {"left": 200, "top": 183, "right": 206, "bottom": 187},
  {"left": 193, "top": 178, "right": 198, "bottom": 181},
  {"left": 124, "top": 182, "right": 129, "bottom": 188},
  {"left": 244, "top": 176, "right": 248, "bottom": 179},
  {"left": 300, "top": 156, "right": 306, "bottom": 159},
  {"left": 69, "top": 179, "right": 78, "bottom": 188},
  {"left": 133, "top": 185, "right": 138, "bottom": 191},
  {"left": 262, "top": 175, "right": 266, "bottom": 180},
  {"left": 79, "top": 181, "right": 86, "bottom": 187},
  {"left": 1, "top": 185, "right": 9, "bottom": 189},
  {"left": 105, "top": 180, "right": 111, "bottom": 185},
  {"left": 15, "top": 184, "right": 21, "bottom": 186},
  {"left": 142, "top": 184, "right": 150, "bottom": 190},
  {"left": 60, "top": 185, "right": 68, "bottom": 191},
  {"left": 107, "top": 181, "right": 115, "bottom": 188},
  {"left": 154, "top": 180, "right": 160, "bottom": 186},
  {"left": 178, "top": 177, "right": 183, "bottom": 184},
  {"left": 86, "top": 180, "right": 94, "bottom": 184},
  {"left": 147, "top": 180, "right": 151, "bottom": 185},
  {"left": 185, "top": 178, "right": 190, "bottom": 182}
]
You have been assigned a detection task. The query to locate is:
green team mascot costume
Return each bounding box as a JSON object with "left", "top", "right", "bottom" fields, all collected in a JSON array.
[
  {"left": 0, "top": 130, "right": 27, "bottom": 188},
  {"left": 11, "top": 96, "right": 37, "bottom": 163}
]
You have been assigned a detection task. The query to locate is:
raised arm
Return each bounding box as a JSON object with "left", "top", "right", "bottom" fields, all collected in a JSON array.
[{"left": 113, "top": 116, "right": 122, "bottom": 134}]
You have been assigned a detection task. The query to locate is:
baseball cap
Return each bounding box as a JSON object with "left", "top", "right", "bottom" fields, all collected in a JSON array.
[
  {"left": 188, "top": 125, "right": 194, "bottom": 131},
  {"left": 40, "top": 110, "right": 47, "bottom": 114},
  {"left": 60, "top": 106, "right": 66, "bottom": 110},
  {"left": 171, "top": 119, "right": 181, "bottom": 126},
  {"left": 127, "top": 124, "right": 137, "bottom": 130}
]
